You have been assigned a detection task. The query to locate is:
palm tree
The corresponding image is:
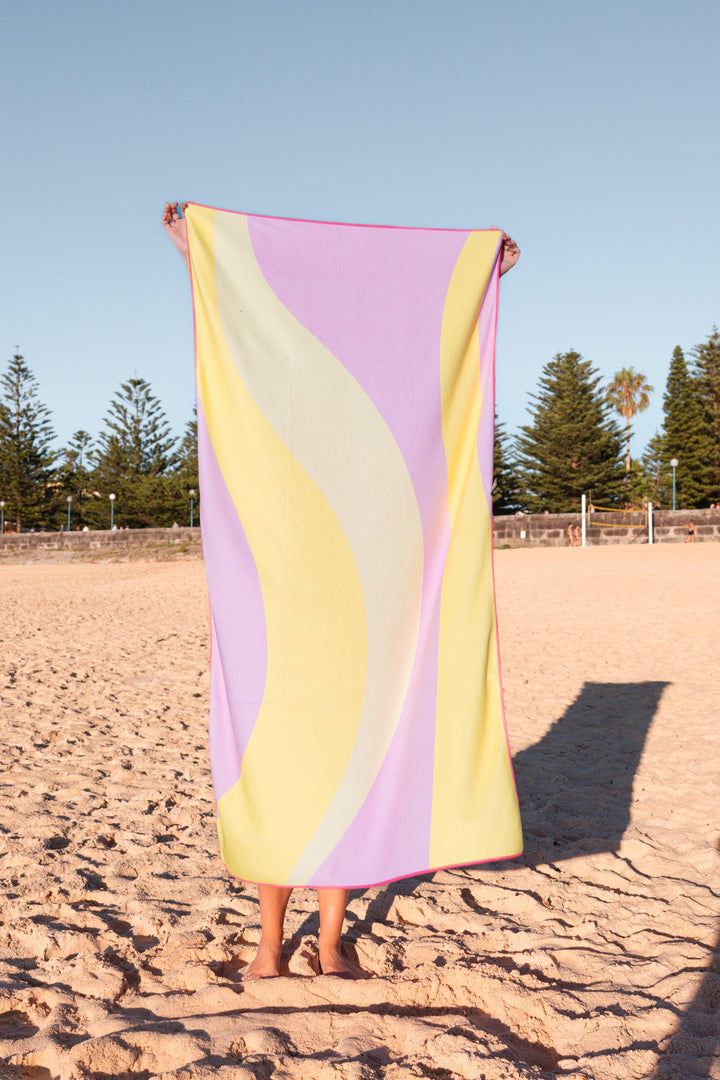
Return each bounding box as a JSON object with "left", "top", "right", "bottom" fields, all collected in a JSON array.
[{"left": 606, "top": 368, "right": 653, "bottom": 475}]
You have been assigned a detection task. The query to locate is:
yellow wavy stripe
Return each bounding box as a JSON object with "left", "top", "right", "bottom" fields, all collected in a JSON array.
[
  {"left": 212, "top": 212, "right": 424, "bottom": 885},
  {"left": 187, "top": 205, "right": 368, "bottom": 885},
  {"left": 430, "top": 232, "right": 523, "bottom": 867}
]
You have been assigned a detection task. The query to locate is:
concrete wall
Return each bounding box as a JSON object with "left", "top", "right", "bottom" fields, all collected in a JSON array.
[
  {"left": 0, "top": 526, "right": 203, "bottom": 562},
  {"left": 493, "top": 508, "right": 720, "bottom": 547}
]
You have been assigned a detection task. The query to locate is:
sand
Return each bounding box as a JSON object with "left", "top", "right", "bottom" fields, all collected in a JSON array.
[{"left": 0, "top": 545, "right": 718, "bottom": 1080}]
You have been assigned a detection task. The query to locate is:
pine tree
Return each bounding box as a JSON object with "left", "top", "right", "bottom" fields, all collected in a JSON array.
[
  {"left": 606, "top": 367, "right": 653, "bottom": 475},
  {"left": 93, "top": 378, "right": 178, "bottom": 481},
  {"left": 0, "top": 352, "right": 57, "bottom": 531},
  {"left": 661, "top": 346, "right": 705, "bottom": 507},
  {"left": 691, "top": 328, "right": 720, "bottom": 504},
  {"left": 492, "top": 416, "right": 520, "bottom": 513},
  {"left": 92, "top": 378, "right": 178, "bottom": 528},
  {"left": 516, "top": 351, "right": 625, "bottom": 513}
]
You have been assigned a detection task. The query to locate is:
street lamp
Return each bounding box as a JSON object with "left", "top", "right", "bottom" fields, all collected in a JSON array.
[
  {"left": 670, "top": 458, "right": 679, "bottom": 511},
  {"left": 109, "top": 492, "right": 116, "bottom": 529},
  {"left": 66, "top": 495, "right": 72, "bottom": 530},
  {"left": 0, "top": 501, "right": 4, "bottom": 534},
  {"left": 189, "top": 489, "right": 196, "bottom": 528}
]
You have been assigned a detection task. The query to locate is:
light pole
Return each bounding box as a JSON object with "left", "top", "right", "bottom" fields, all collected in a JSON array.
[
  {"left": 66, "top": 495, "right": 72, "bottom": 530},
  {"left": 109, "top": 492, "right": 116, "bottom": 529},
  {"left": 189, "top": 489, "right": 196, "bottom": 528},
  {"left": 670, "top": 458, "right": 679, "bottom": 511},
  {"left": 0, "top": 501, "right": 4, "bottom": 534}
]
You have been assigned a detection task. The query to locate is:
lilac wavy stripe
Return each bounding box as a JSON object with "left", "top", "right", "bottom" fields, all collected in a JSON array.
[
  {"left": 476, "top": 263, "right": 499, "bottom": 509},
  {"left": 198, "top": 399, "right": 267, "bottom": 801},
  {"left": 208, "top": 613, "right": 236, "bottom": 799},
  {"left": 248, "top": 217, "right": 467, "bottom": 882}
]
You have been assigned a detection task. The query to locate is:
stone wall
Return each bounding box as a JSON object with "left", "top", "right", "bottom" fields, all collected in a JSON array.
[
  {"left": 651, "top": 508, "right": 720, "bottom": 544},
  {"left": 0, "top": 527, "right": 203, "bottom": 562},
  {"left": 493, "top": 508, "right": 720, "bottom": 547},
  {"left": 1, "top": 513, "right": 718, "bottom": 561}
]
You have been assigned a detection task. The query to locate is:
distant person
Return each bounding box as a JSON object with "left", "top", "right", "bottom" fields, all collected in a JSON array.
[
  {"left": 573, "top": 525, "right": 581, "bottom": 546},
  {"left": 567, "top": 523, "right": 576, "bottom": 547},
  {"left": 685, "top": 521, "right": 696, "bottom": 544}
]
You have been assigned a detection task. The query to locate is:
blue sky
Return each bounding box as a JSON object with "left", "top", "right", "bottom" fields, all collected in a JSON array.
[{"left": 1, "top": 0, "right": 717, "bottom": 460}]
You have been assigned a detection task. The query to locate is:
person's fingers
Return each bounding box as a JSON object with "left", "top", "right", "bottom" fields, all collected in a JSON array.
[{"left": 181, "top": 202, "right": 189, "bottom": 211}]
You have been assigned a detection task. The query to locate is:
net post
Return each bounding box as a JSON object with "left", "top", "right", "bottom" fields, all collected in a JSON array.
[
  {"left": 581, "top": 494, "right": 586, "bottom": 547},
  {"left": 648, "top": 502, "right": 653, "bottom": 545}
]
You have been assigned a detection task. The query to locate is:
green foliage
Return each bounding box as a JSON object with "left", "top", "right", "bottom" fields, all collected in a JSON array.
[
  {"left": 606, "top": 367, "right": 653, "bottom": 474},
  {"left": 0, "top": 352, "right": 57, "bottom": 531},
  {"left": 641, "top": 431, "right": 672, "bottom": 507},
  {"left": 177, "top": 407, "right": 199, "bottom": 487},
  {"left": 661, "top": 346, "right": 706, "bottom": 507},
  {"left": 80, "top": 473, "right": 195, "bottom": 530},
  {"left": 691, "top": 327, "right": 720, "bottom": 504},
  {"left": 93, "top": 377, "right": 178, "bottom": 483},
  {"left": 56, "top": 430, "right": 95, "bottom": 529},
  {"left": 90, "top": 378, "right": 181, "bottom": 529},
  {"left": 516, "top": 351, "right": 625, "bottom": 513},
  {"left": 0, "top": 359, "right": 201, "bottom": 531},
  {"left": 492, "top": 417, "right": 521, "bottom": 514},
  {"left": 624, "top": 457, "right": 655, "bottom": 507}
]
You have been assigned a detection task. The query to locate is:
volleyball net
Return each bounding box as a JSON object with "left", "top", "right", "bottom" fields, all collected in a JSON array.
[
  {"left": 580, "top": 496, "right": 654, "bottom": 545},
  {"left": 588, "top": 504, "right": 648, "bottom": 528}
]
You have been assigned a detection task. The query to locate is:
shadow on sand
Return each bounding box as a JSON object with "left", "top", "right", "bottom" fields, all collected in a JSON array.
[{"left": 511, "top": 679, "right": 668, "bottom": 866}]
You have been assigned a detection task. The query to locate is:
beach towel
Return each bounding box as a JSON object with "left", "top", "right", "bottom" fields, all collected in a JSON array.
[{"left": 185, "top": 204, "right": 523, "bottom": 888}]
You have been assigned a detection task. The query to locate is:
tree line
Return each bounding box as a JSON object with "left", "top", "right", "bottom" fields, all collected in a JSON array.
[
  {"left": 493, "top": 328, "right": 720, "bottom": 514},
  {"left": 0, "top": 352, "right": 198, "bottom": 532},
  {"left": 2, "top": 328, "right": 719, "bottom": 531}
]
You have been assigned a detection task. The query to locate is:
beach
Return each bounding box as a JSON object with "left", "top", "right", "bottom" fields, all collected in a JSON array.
[{"left": 1, "top": 545, "right": 718, "bottom": 1079}]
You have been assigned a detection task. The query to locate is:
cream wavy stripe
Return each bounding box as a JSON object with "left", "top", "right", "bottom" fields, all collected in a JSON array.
[
  {"left": 430, "top": 232, "right": 523, "bottom": 867},
  {"left": 188, "top": 205, "right": 367, "bottom": 885},
  {"left": 213, "top": 212, "right": 424, "bottom": 885}
]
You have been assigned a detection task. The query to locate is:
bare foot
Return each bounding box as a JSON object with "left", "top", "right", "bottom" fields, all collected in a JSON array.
[
  {"left": 317, "top": 939, "right": 362, "bottom": 978},
  {"left": 242, "top": 940, "right": 282, "bottom": 979}
]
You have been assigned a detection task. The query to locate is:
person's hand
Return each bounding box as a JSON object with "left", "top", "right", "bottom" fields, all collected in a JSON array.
[
  {"left": 493, "top": 229, "right": 520, "bottom": 276},
  {"left": 163, "top": 201, "right": 190, "bottom": 270}
]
